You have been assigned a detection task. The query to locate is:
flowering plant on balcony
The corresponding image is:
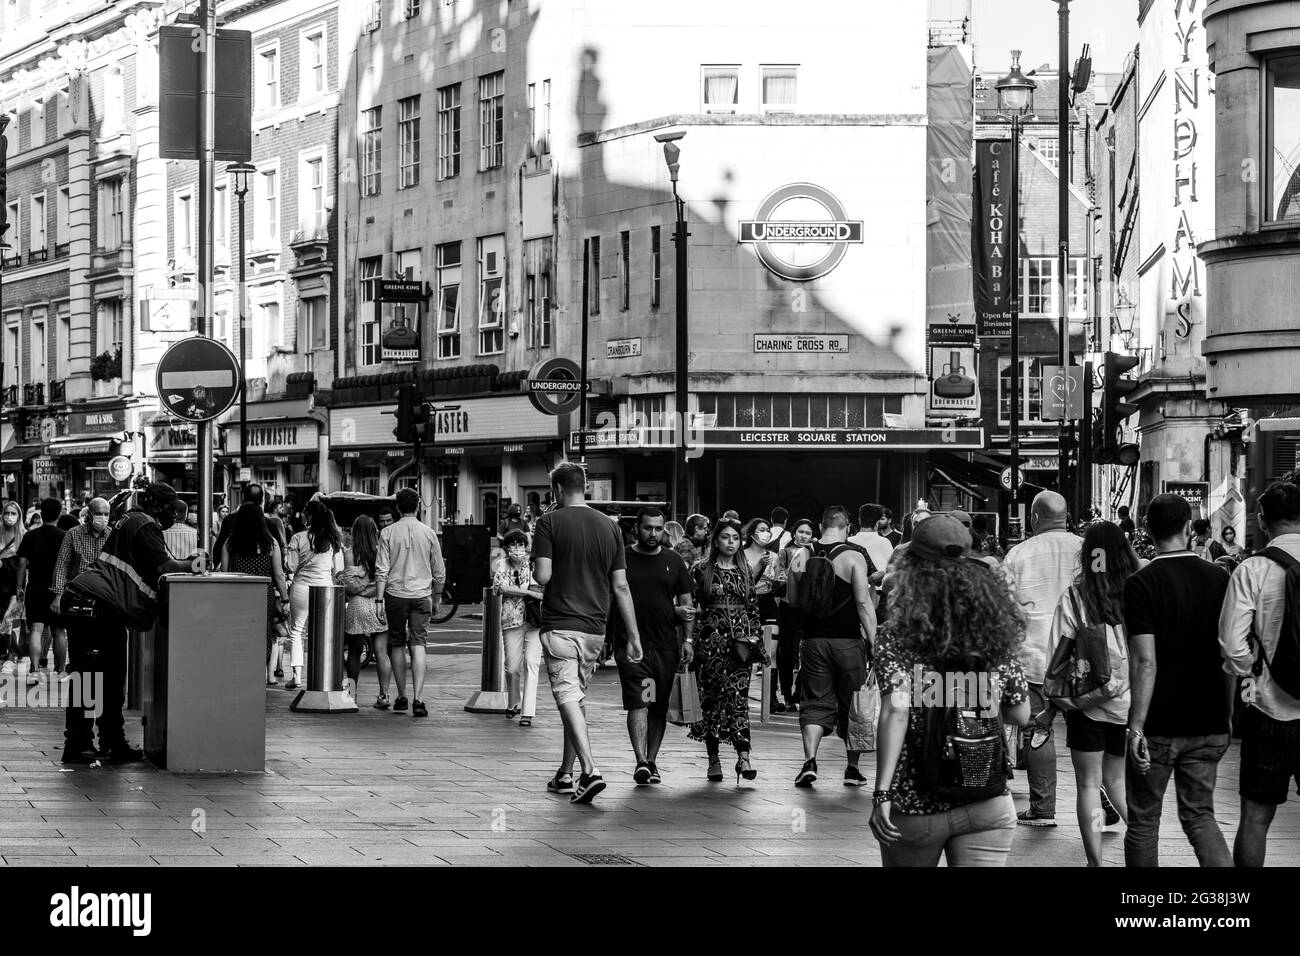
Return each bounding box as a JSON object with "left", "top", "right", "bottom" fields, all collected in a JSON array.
[{"left": 91, "top": 346, "right": 123, "bottom": 381}]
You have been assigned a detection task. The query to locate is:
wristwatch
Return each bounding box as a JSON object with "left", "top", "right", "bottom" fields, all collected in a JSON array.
[
  {"left": 1125, "top": 727, "right": 1144, "bottom": 739},
  {"left": 872, "top": 789, "right": 895, "bottom": 806}
]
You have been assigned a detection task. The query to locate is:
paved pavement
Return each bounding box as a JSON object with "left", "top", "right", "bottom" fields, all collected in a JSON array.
[{"left": 2, "top": 611, "right": 1298, "bottom": 867}]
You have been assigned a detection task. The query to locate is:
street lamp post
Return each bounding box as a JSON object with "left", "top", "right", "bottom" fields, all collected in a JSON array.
[
  {"left": 229, "top": 162, "right": 256, "bottom": 498},
  {"left": 997, "top": 54, "right": 1036, "bottom": 537},
  {"left": 1057, "top": 0, "right": 1072, "bottom": 509},
  {"left": 656, "top": 129, "right": 689, "bottom": 522}
]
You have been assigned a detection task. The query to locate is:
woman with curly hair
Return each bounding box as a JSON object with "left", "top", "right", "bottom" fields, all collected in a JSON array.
[
  {"left": 1046, "top": 520, "right": 1136, "bottom": 866},
  {"left": 870, "top": 515, "right": 1031, "bottom": 867},
  {"left": 687, "top": 518, "right": 765, "bottom": 783}
]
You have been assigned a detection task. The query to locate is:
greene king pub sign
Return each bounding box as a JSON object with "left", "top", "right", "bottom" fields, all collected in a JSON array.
[{"left": 739, "top": 183, "right": 863, "bottom": 281}]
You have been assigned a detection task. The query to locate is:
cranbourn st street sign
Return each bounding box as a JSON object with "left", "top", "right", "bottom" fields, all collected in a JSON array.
[{"left": 738, "top": 183, "right": 863, "bottom": 282}]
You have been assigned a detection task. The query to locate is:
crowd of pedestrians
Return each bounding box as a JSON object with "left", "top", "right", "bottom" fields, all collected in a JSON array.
[{"left": 5, "top": 457, "right": 1295, "bottom": 869}]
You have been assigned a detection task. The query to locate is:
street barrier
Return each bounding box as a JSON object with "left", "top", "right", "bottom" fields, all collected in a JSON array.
[
  {"left": 290, "top": 584, "right": 357, "bottom": 714},
  {"left": 464, "top": 588, "right": 508, "bottom": 713}
]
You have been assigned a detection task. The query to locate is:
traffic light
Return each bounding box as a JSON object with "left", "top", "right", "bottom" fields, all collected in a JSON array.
[
  {"left": 392, "top": 384, "right": 420, "bottom": 444},
  {"left": 411, "top": 393, "right": 430, "bottom": 441},
  {"left": 0, "top": 114, "right": 9, "bottom": 244},
  {"left": 1097, "top": 351, "right": 1141, "bottom": 465}
]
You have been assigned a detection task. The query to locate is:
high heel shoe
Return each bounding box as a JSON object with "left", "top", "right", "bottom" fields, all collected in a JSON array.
[
  {"left": 735, "top": 754, "right": 757, "bottom": 784},
  {"left": 706, "top": 758, "right": 724, "bottom": 782}
]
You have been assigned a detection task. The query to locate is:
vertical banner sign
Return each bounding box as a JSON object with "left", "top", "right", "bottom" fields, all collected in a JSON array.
[{"left": 974, "top": 140, "right": 1011, "bottom": 337}]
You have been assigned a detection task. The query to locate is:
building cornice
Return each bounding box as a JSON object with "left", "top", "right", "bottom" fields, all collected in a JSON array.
[{"left": 579, "top": 113, "right": 927, "bottom": 147}]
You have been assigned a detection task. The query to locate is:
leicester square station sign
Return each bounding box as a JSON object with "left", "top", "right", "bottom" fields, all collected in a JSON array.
[{"left": 738, "top": 183, "right": 863, "bottom": 281}]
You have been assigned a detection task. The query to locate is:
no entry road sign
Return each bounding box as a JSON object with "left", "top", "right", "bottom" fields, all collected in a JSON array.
[{"left": 156, "top": 338, "right": 242, "bottom": 423}]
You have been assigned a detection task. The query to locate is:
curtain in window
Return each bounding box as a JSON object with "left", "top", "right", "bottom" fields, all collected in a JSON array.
[
  {"left": 763, "top": 71, "right": 796, "bottom": 106},
  {"left": 705, "top": 73, "right": 737, "bottom": 107}
]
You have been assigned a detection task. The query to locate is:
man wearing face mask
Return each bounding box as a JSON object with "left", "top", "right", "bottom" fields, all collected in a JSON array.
[
  {"left": 48, "top": 498, "right": 112, "bottom": 626},
  {"left": 59, "top": 483, "right": 202, "bottom": 765}
]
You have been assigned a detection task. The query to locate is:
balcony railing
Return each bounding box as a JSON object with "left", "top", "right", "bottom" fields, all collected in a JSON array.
[
  {"left": 23, "top": 383, "right": 45, "bottom": 406},
  {"left": 49, "top": 379, "right": 65, "bottom": 403},
  {"left": 2, "top": 385, "right": 16, "bottom": 407},
  {"left": 0, "top": 253, "right": 21, "bottom": 270},
  {"left": 27, "top": 248, "right": 48, "bottom": 265},
  {"left": 54, "top": 242, "right": 69, "bottom": 258}
]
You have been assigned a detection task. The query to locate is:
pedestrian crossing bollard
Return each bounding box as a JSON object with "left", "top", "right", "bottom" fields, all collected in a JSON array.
[
  {"left": 759, "top": 623, "right": 778, "bottom": 724},
  {"left": 291, "top": 585, "right": 358, "bottom": 714},
  {"left": 464, "top": 588, "right": 508, "bottom": 713}
]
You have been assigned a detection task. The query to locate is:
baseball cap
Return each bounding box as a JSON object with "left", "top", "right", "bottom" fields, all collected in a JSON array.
[
  {"left": 948, "top": 509, "right": 972, "bottom": 528},
  {"left": 908, "top": 514, "right": 973, "bottom": 562}
]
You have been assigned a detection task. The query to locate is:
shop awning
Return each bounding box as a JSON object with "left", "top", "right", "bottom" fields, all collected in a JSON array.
[
  {"left": 47, "top": 439, "right": 114, "bottom": 458},
  {"left": 0, "top": 443, "right": 43, "bottom": 466},
  {"left": 147, "top": 451, "right": 198, "bottom": 464}
]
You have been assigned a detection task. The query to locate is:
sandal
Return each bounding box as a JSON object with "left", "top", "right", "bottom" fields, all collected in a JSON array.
[
  {"left": 374, "top": 694, "right": 391, "bottom": 710},
  {"left": 519, "top": 717, "right": 532, "bottom": 727},
  {"left": 266, "top": 679, "right": 279, "bottom": 687},
  {"left": 505, "top": 706, "right": 521, "bottom": 720}
]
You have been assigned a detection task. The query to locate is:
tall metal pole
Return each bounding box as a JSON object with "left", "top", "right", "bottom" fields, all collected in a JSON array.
[
  {"left": 237, "top": 184, "right": 248, "bottom": 491},
  {"left": 1057, "top": 0, "right": 1071, "bottom": 508},
  {"left": 579, "top": 239, "right": 588, "bottom": 464},
  {"left": 1009, "top": 116, "right": 1022, "bottom": 533},
  {"left": 196, "top": 0, "right": 217, "bottom": 550},
  {"left": 672, "top": 187, "right": 689, "bottom": 524}
]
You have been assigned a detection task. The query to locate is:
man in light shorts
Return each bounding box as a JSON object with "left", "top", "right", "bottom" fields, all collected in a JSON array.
[{"left": 531, "top": 462, "right": 644, "bottom": 803}]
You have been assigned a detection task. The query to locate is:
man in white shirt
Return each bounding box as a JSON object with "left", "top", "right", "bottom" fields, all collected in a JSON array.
[
  {"left": 1002, "top": 490, "right": 1083, "bottom": 827},
  {"left": 1218, "top": 480, "right": 1300, "bottom": 866},
  {"left": 847, "top": 502, "right": 893, "bottom": 584},
  {"left": 769, "top": 507, "right": 792, "bottom": 553}
]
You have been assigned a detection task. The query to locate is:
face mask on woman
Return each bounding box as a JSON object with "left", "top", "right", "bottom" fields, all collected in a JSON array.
[
  {"left": 2, "top": 512, "right": 16, "bottom": 527},
  {"left": 755, "top": 528, "right": 772, "bottom": 545}
]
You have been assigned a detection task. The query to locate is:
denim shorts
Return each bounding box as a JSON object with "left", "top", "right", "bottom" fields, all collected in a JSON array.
[{"left": 384, "top": 595, "right": 431, "bottom": 649}]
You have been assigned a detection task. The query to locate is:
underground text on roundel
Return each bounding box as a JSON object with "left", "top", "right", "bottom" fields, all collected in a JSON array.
[{"left": 49, "top": 887, "right": 151, "bottom": 937}]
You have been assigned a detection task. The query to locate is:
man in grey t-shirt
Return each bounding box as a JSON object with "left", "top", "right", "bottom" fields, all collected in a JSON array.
[{"left": 531, "top": 462, "right": 643, "bottom": 804}]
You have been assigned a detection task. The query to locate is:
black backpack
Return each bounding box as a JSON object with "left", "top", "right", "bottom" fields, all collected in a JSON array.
[
  {"left": 1251, "top": 548, "right": 1300, "bottom": 700},
  {"left": 796, "top": 543, "right": 869, "bottom": 619},
  {"left": 915, "top": 665, "right": 1011, "bottom": 802}
]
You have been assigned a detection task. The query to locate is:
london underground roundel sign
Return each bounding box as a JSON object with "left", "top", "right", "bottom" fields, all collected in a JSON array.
[
  {"left": 738, "top": 182, "right": 864, "bottom": 282},
  {"left": 527, "top": 357, "right": 589, "bottom": 416}
]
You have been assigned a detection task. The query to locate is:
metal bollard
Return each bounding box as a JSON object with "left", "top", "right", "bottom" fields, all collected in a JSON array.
[
  {"left": 290, "top": 585, "right": 357, "bottom": 713},
  {"left": 759, "top": 623, "right": 778, "bottom": 724},
  {"left": 464, "top": 588, "right": 508, "bottom": 713}
]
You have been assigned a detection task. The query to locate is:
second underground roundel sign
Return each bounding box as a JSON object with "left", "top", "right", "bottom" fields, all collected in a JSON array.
[{"left": 526, "top": 357, "right": 589, "bottom": 416}]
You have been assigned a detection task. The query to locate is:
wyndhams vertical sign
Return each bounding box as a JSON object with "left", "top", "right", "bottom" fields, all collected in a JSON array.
[{"left": 973, "top": 140, "right": 1012, "bottom": 337}]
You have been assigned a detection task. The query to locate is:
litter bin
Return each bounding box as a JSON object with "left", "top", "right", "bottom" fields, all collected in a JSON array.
[
  {"left": 141, "top": 573, "right": 269, "bottom": 772},
  {"left": 289, "top": 584, "right": 357, "bottom": 713}
]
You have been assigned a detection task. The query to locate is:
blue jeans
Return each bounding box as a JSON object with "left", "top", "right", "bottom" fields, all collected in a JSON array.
[
  {"left": 880, "top": 794, "right": 1017, "bottom": 867},
  {"left": 1124, "top": 734, "right": 1232, "bottom": 868}
]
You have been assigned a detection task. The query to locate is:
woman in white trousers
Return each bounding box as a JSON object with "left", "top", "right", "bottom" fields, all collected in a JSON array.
[{"left": 492, "top": 531, "right": 543, "bottom": 726}]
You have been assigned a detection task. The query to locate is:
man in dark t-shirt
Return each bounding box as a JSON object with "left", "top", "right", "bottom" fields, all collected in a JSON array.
[
  {"left": 1122, "top": 492, "right": 1234, "bottom": 868},
  {"left": 531, "top": 462, "right": 643, "bottom": 804},
  {"left": 17, "top": 498, "right": 68, "bottom": 679},
  {"left": 614, "top": 507, "right": 694, "bottom": 786}
]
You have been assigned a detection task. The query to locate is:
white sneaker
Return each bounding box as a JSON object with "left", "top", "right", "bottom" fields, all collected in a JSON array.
[{"left": 0, "top": 660, "right": 14, "bottom": 676}]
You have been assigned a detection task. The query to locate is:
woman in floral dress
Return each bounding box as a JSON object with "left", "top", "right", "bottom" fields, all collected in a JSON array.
[{"left": 688, "top": 518, "right": 765, "bottom": 784}]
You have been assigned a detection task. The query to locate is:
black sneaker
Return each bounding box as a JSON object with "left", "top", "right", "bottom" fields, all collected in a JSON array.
[
  {"left": 98, "top": 745, "right": 145, "bottom": 765},
  {"left": 411, "top": 699, "right": 428, "bottom": 718},
  {"left": 1100, "top": 786, "right": 1121, "bottom": 827},
  {"left": 546, "top": 772, "right": 575, "bottom": 794},
  {"left": 794, "top": 758, "right": 818, "bottom": 787},
  {"left": 633, "top": 762, "right": 652, "bottom": 786},
  {"left": 393, "top": 696, "right": 409, "bottom": 712},
  {"left": 60, "top": 746, "right": 99, "bottom": 765},
  {"left": 843, "top": 765, "right": 868, "bottom": 787},
  {"left": 571, "top": 772, "right": 606, "bottom": 804},
  {"left": 646, "top": 762, "right": 662, "bottom": 784}
]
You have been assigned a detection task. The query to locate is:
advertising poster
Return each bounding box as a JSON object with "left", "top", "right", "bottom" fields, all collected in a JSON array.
[{"left": 926, "top": 312, "right": 979, "bottom": 415}]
